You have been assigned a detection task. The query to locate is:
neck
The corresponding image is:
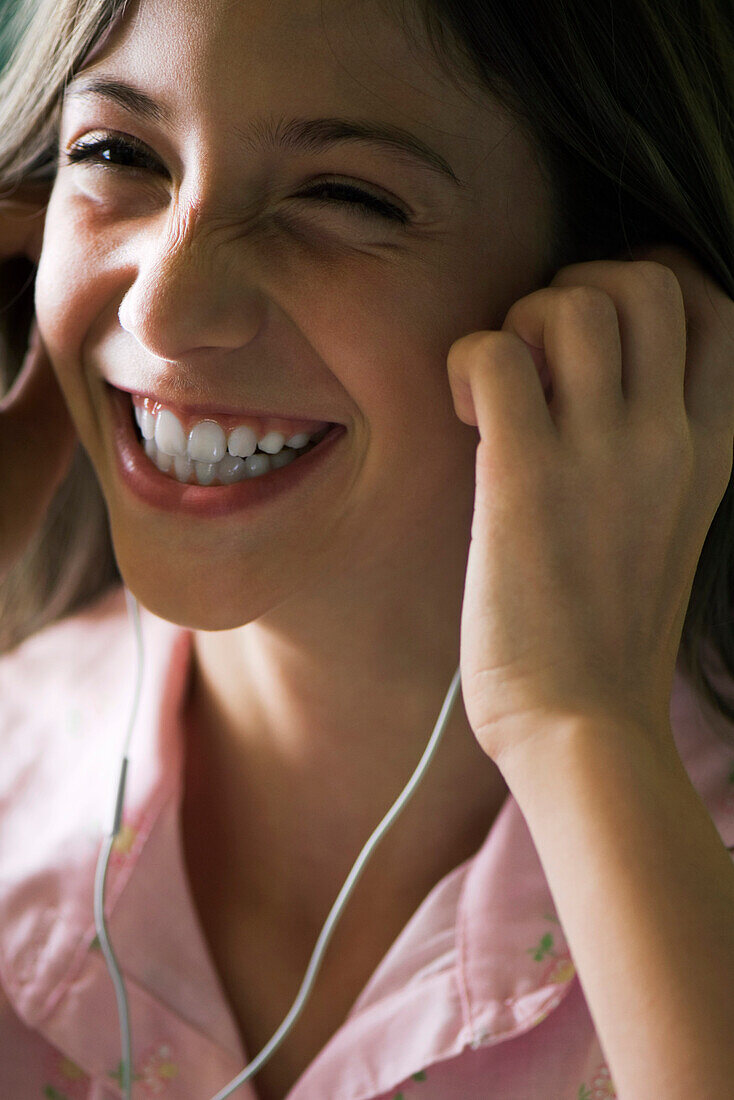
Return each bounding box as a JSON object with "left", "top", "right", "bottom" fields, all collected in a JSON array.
[{"left": 180, "top": 514, "right": 509, "bottom": 928}]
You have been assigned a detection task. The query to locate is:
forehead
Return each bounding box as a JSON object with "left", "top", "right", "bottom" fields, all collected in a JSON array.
[
  {"left": 74, "top": 0, "right": 512, "bottom": 171},
  {"left": 97, "top": 0, "right": 450, "bottom": 99}
]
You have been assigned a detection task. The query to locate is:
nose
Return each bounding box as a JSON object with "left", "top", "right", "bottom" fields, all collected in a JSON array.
[{"left": 117, "top": 205, "right": 264, "bottom": 360}]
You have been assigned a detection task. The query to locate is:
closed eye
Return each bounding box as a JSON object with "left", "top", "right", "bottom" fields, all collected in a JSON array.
[
  {"left": 297, "top": 180, "right": 407, "bottom": 222},
  {"left": 62, "top": 133, "right": 410, "bottom": 223}
]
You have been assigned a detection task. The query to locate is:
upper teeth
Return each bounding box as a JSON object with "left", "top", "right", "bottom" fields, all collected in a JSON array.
[{"left": 134, "top": 404, "right": 321, "bottom": 464}]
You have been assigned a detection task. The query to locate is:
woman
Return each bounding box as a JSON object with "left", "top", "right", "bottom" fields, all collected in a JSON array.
[{"left": 0, "top": 0, "right": 733, "bottom": 1097}]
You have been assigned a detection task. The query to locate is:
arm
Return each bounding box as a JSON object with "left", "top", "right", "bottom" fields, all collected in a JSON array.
[{"left": 498, "top": 717, "right": 734, "bottom": 1100}]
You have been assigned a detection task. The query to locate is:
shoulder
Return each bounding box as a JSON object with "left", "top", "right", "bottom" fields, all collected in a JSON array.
[
  {"left": 0, "top": 582, "right": 128, "bottom": 706},
  {"left": 0, "top": 582, "right": 191, "bottom": 1054},
  {"left": 0, "top": 583, "right": 129, "bottom": 801}
]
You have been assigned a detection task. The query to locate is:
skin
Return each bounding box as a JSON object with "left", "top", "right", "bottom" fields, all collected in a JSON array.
[{"left": 34, "top": 0, "right": 559, "bottom": 1083}]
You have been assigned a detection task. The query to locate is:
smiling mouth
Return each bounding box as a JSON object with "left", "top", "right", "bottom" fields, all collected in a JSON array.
[{"left": 127, "top": 395, "right": 335, "bottom": 487}]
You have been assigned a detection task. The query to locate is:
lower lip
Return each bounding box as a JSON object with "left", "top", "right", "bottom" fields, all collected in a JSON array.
[{"left": 106, "top": 383, "right": 347, "bottom": 519}]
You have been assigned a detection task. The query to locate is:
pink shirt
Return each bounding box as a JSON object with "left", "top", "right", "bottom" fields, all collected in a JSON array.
[{"left": 1, "top": 582, "right": 733, "bottom": 1099}]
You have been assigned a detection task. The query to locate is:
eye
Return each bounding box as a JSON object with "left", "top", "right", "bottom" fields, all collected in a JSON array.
[
  {"left": 64, "top": 133, "right": 165, "bottom": 175},
  {"left": 296, "top": 180, "right": 409, "bottom": 224},
  {"left": 63, "top": 133, "right": 410, "bottom": 224}
]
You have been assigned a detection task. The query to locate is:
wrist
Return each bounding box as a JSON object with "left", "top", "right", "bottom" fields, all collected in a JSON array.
[{"left": 494, "top": 710, "right": 683, "bottom": 798}]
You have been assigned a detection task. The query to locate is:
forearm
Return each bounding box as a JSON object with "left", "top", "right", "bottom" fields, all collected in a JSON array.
[{"left": 497, "top": 718, "right": 734, "bottom": 1099}]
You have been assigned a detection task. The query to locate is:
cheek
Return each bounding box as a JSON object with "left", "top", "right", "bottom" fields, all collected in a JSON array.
[
  {"left": 285, "top": 258, "right": 461, "bottom": 438},
  {"left": 33, "top": 190, "right": 129, "bottom": 450},
  {"left": 34, "top": 189, "right": 114, "bottom": 368}
]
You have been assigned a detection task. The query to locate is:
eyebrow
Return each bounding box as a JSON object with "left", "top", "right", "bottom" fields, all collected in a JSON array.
[{"left": 63, "top": 76, "right": 466, "bottom": 188}]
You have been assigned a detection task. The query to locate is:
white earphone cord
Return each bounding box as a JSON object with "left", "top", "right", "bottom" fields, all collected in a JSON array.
[{"left": 93, "top": 588, "right": 462, "bottom": 1099}]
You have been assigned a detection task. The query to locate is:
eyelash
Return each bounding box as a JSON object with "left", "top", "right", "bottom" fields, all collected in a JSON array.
[{"left": 63, "top": 134, "right": 410, "bottom": 225}]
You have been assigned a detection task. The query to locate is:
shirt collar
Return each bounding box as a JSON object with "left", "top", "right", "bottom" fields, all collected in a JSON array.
[{"left": 0, "top": 586, "right": 732, "bottom": 1099}]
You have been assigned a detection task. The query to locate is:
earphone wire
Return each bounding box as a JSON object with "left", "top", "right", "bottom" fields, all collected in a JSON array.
[
  {"left": 93, "top": 586, "right": 143, "bottom": 1099},
  {"left": 94, "top": 586, "right": 462, "bottom": 1099}
]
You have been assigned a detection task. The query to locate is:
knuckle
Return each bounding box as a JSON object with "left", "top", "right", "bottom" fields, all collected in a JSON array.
[
  {"left": 549, "top": 260, "right": 602, "bottom": 286},
  {"left": 642, "top": 418, "right": 691, "bottom": 469},
  {"left": 556, "top": 284, "right": 617, "bottom": 326},
  {"left": 448, "top": 329, "right": 520, "bottom": 368},
  {"left": 487, "top": 330, "right": 527, "bottom": 366},
  {"left": 629, "top": 260, "right": 682, "bottom": 301},
  {"left": 502, "top": 286, "right": 554, "bottom": 324},
  {"left": 446, "top": 329, "right": 492, "bottom": 369}
]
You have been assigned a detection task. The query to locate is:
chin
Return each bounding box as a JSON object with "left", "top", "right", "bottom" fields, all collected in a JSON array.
[{"left": 114, "top": 550, "right": 295, "bottom": 632}]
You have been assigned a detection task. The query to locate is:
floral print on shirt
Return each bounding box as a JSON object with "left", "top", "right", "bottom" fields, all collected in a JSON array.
[
  {"left": 392, "top": 1068, "right": 429, "bottom": 1097},
  {"left": 528, "top": 917, "right": 617, "bottom": 1098},
  {"left": 527, "top": 912, "right": 576, "bottom": 989},
  {"left": 41, "top": 1051, "right": 88, "bottom": 1099},
  {"left": 105, "top": 1042, "right": 180, "bottom": 1094},
  {"left": 108, "top": 811, "right": 142, "bottom": 868},
  {"left": 577, "top": 1061, "right": 618, "bottom": 1097}
]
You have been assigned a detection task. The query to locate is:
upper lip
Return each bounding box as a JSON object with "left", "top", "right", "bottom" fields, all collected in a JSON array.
[{"left": 107, "top": 381, "right": 340, "bottom": 424}]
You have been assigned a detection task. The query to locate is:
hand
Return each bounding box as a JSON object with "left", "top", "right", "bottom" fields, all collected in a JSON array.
[
  {"left": 446, "top": 244, "right": 734, "bottom": 766},
  {"left": 0, "top": 185, "right": 78, "bottom": 583}
]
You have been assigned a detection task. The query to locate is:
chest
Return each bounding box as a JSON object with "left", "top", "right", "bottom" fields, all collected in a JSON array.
[
  {"left": 191, "top": 901, "right": 397, "bottom": 1100},
  {"left": 222, "top": 954, "right": 358, "bottom": 1100},
  {"left": 180, "top": 808, "right": 403, "bottom": 1099}
]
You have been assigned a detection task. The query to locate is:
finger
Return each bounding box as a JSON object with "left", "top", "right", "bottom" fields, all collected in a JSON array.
[
  {"left": 446, "top": 329, "right": 556, "bottom": 467},
  {"left": 0, "top": 183, "right": 49, "bottom": 262},
  {"left": 550, "top": 258, "right": 687, "bottom": 427},
  {"left": 0, "top": 324, "right": 75, "bottom": 458},
  {"left": 629, "top": 244, "right": 734, "bottom": 437},
  {"left": 502, "top": 284, "right": 625, "bottom": 441}
]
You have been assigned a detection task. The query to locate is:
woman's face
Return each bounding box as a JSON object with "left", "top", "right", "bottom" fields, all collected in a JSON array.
[{"left": 35, "top": 0, "right": 556, "bottom": 629}]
